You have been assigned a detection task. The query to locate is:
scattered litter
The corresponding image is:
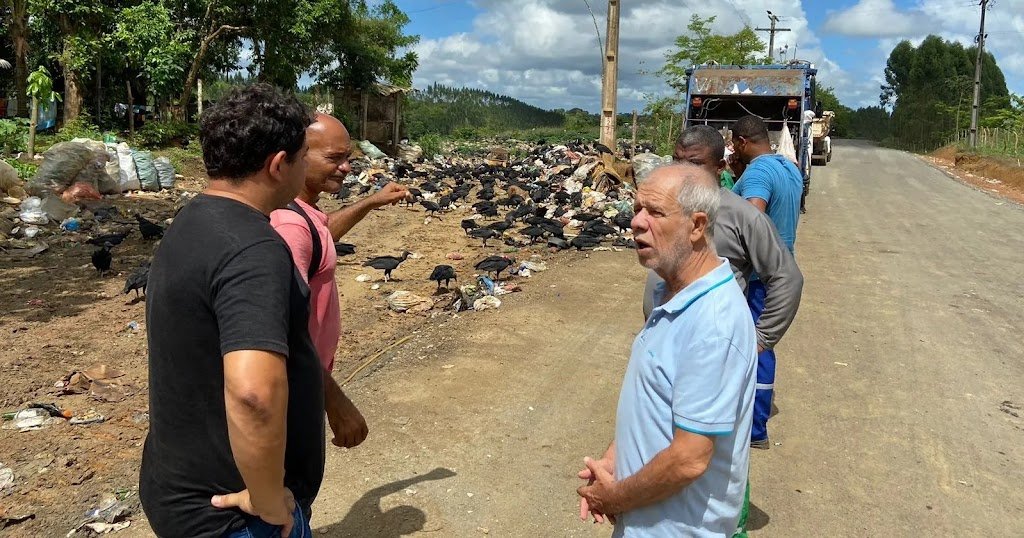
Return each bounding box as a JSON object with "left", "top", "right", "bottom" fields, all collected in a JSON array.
[
  {"left": 476, "top": 275, "right": 496, "bottom": 295},
  {"left": 83, "top": 494, "right": 133, "bottom": 524},
  {"left": 60, "top": 217, "right": 81, "bottom": 231},
  {"left": 78, "top": 521, "right": 131, "bottom": 534},
  {"left": 441, "top": 364, "right": 454, "bottom": 369},
  {"left": 18, "top": 196, "right": 48, "bottom": 224},
  {"left": 1, "top": 513, "right": 35, "bottom": 529},
  {"left": 520, "top": 261, "right": 547, "bottom": 272},
  {"left": 358, "top": 140, "right": 387, "bottom": 160},
  {"left": 834, "top": 362, "right": 849, "bottom": 367},
  {"left": 126, "top": 321, "right": 139, "bottom": 332},
  {"left": 0, "top": 462, "right": 14, "bottom": 491},
  {"left": 355, "top": 274, "right": 372, "bottom": 282},
  {"left": 370, "top": 283, "right": 381, "bottom": 290},
  {"left": 2, "top": 408, "right": 61, "bottom": 431},
  {"left": 386, "top": 291, "right": 430, "bottom": 312},
  {"left": 22, "top": 225, "right": 40, "bottom": 238},
  {"left": 473, "top": 296, "right": 501, "bottom": 311},
  {"left": 445, "top": 252, "right": 464, "bottom": 260},
  {"left": 57, "top": 364, "right": 127, "bottom": 401},
  {"left": 70, "top": 410, "right": 106, "bottom": 425}
]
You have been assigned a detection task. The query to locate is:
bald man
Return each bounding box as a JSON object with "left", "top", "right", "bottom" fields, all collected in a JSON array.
[
  {"left": 577, "top": 163, "right": 756, "bottom": 537},
  {"left": 270, "top": 114, "right": 409, "bottom": 449}
]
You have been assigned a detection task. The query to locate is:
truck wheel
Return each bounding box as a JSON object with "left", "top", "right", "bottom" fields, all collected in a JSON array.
[{"left": 827, "top": 150, "right": 832, "bottom": 163}]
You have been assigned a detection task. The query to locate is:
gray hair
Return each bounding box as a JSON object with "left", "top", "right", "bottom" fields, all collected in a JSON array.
[
  {"left": 650, "top": 163, "right": 721, "bottom": 234},
  {"left": 676, "top": 125, "right": 726, "bottom": 161}
]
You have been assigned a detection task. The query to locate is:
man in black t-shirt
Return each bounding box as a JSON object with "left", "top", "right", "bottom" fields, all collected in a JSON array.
[{"left": 140, "top": 84, "right": 324, "bottom": 537}]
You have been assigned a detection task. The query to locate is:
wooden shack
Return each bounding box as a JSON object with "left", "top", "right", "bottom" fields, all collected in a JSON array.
[{"left": 333, "top": 83, "right": 409, "bottom": 156}]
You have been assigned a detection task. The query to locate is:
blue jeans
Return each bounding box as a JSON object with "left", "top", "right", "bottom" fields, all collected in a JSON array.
[
  {"left": 746, "top": 280, "right": 776, "bottom": 443},
  {"left": 225, "top": 506, "right": 311, "bottom": 538}
]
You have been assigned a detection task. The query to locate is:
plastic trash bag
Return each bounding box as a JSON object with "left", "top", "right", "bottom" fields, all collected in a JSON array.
[
  {"left": 42, "top": 194, "right": 78, "bottom": 220},
  {"left": 358, "top": 140, "right": 386, "bottom": 160},
  {"left": 776, "top": 121, "right": 798, "bottom": 165},
  {"left": 19, "top": 196, "right": 48, "bottom": 224},
  {"left": 61, "top": 182, "right": 102, "bottom": 204},
  {"left": 632, "top": 153, "right": 670, "bottom": 184},
  {"left": 27, "top": 142, "right": 103, "bottom": 197},
  {"left": 116, "top": 142, "right": 141, "bottom": 192},
  {"left": 153, "top": 157, "right": 176, "bottom": 189},
  {"left": 132, "top": 150, "right": 160, "bottom": 191},
  {"left": 100, "top": 144, "right": 121, "bottom": 194},
  {"left": 397, "top": 143, "right": 423, "bottom": 162}
]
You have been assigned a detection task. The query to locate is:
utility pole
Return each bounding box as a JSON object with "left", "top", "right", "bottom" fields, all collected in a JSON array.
[
  {"left": 756, "top": 11, "right": 790, "bottom": 63},
  {"left": 599, "top": 0, "right": 620, "bottom": 151},
  {"left": 969, "top": 0, "right": 991, "bottom": 148}
]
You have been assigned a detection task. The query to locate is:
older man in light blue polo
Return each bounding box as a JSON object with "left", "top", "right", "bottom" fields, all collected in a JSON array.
[{"left": 577, "top": 163, "right": 757, "bottom": 537}]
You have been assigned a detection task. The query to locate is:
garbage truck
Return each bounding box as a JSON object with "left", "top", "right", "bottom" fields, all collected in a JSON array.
[
  {"left": 811, "top": 110, "right": 834, "bottom": 166},
  {"left": 682, "top": 60, "right": 818, "bottom": 183}
]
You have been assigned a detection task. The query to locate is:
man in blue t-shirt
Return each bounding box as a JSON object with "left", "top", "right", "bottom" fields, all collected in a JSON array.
[{"left": 730, "top": 115, "right": 804, "bottom": 450}]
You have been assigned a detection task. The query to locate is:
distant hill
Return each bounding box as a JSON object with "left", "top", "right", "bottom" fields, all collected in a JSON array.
[{"left": 404, "top": 83, "right": 565, "bottom": 137}]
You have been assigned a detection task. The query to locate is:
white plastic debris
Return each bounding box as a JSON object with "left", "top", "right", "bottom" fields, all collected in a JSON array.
[
  {"left": 473, "top": 296, "right": 502, "bottom": 311},
  {"left": 387, "top": 291, "right": 430, "bottom": 312},
  {"left": 520, "top": 261, "right": 547, "bottom": 272},
  {"left": 355, "top": 274, "right": 372, "bottom": 282},
  {"left": 0, "top": 463, "right": 14, "bottom": 492}
]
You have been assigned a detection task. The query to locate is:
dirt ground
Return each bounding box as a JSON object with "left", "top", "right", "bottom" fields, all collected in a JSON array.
[
  {"left": 0, "top": 166, "right": 628, "bottom": 536},
  {"left": 926, "top": 145, "right": 1024, "bottom": 206},
  {"left": 4, "top": 139, "right": 1024, "bottom": 536}
]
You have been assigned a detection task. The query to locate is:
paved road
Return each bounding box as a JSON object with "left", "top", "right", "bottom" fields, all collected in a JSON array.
[{"left": 310, "top": 140, "right": 1024, "bottom": 537}]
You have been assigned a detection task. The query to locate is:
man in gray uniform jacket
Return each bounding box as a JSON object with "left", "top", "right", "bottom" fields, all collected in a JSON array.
[
  {"left": 642, "top": 126, "right": 803, "bottom": 416},
  {"left": 641, "top": 125, "right": 804, "bottom": 537}
]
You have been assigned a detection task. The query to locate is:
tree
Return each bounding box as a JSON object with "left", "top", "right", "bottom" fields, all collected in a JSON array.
[
  {"left": 173, "top": 0, "right": 245, "bottom": 120},
  {"left": 109, "top": 2, "right": 189, "bottom": 112},
  {"left": 659, "top": 15, "right": 766, "bottom": 93},
  {"left": 4, "top": 0, "right": 30, "bottom": 116},
  {"left": 26, "top": 65, "right": 59, "bottom": 157},
  {"left": 29, "top": 0, "right": 109, "bottom": 123},
  {"left": 314, "top": 0, "right": 419, "bottom": 90},
  {"left": 879, "top": 36, "right": 1009, "bottom": 150}
]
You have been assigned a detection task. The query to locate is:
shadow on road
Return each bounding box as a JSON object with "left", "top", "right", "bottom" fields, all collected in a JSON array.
[
  {"left": 748, "top": 501, "right": 771, "bottom": 531},
  {"left": 315, "top": 467, "right": 456, "bottom": 537}
]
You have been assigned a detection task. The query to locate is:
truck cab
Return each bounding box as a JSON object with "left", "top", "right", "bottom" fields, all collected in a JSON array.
[{"left": 683, "top": 61, "right": 818, "bottom": 183}]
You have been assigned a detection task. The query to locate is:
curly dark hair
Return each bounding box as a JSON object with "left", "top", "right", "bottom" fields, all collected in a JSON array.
[{"left": 199, "top": 83, "right": 313, "bottom": 180}]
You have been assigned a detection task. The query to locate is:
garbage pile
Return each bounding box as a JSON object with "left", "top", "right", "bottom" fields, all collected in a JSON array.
[
  {"left": 346, "top": 139, "right": 656, "bottom": 314},
  {"left": 1, "top": 139, "right": 178, "bottom": 256}
]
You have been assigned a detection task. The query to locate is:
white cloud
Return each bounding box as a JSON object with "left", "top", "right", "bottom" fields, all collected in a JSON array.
[
  {"left": 820, "top": 0, "right": 1024, "bottom": 107},
  {"left": 822, "top": 0, "right": 928, "bottom": 38},
  {"left": 410, "top": 0, "right": 848, "bottom": 113}
]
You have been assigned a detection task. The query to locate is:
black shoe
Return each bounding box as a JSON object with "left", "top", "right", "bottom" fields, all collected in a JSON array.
[{"left": 750, "top": 438, "right": 770, "bottom": 450}]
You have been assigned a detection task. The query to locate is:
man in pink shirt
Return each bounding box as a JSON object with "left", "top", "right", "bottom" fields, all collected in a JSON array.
[{"left": 271, "top": 113, "right": 409, "bottom": 448}]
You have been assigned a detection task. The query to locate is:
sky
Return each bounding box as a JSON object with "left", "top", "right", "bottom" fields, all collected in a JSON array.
[{"left": 390, "top": 0, "right": 1024, "bottom": 112}]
